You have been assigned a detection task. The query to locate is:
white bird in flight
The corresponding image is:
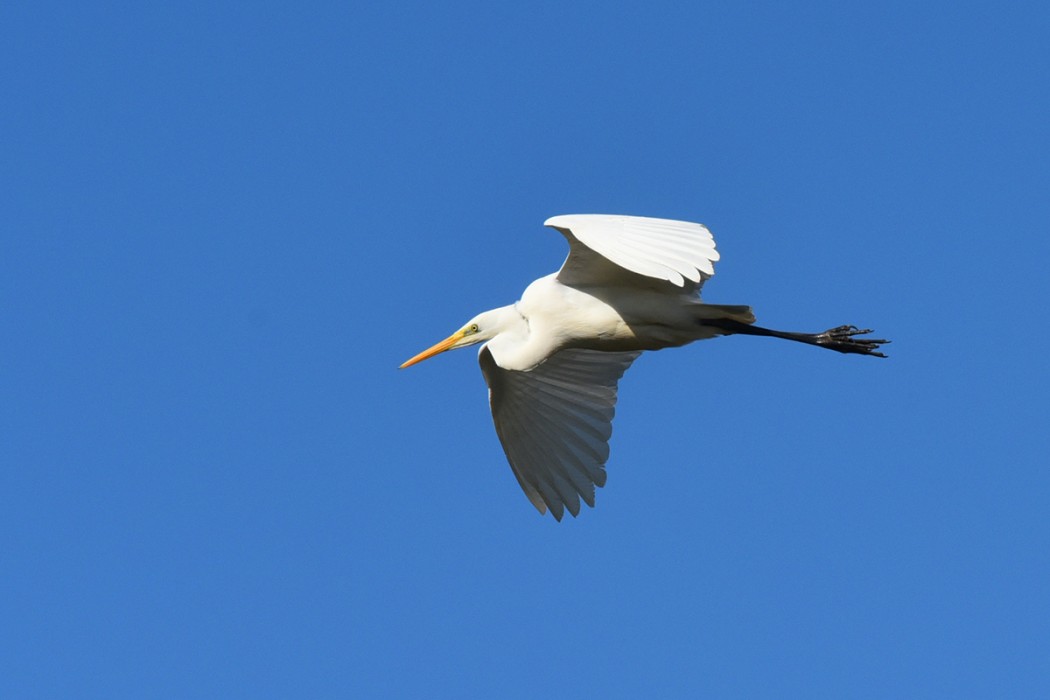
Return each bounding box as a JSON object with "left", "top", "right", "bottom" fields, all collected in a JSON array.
[{"left": 401, "top": 214, "right": 888, "bottom": 520}]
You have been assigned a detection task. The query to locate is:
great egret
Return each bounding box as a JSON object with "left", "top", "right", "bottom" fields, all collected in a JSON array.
[{"left": 401, "top": 214, "right": 888, "bottom": 520}]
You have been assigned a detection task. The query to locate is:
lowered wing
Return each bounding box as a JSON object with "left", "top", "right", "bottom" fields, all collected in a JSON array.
[{"left": 479, "top": 346, "right": 640, "bottom": 520}]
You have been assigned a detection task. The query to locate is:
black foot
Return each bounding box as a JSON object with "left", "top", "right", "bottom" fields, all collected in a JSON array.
[{"left": 814, "top": 325, "right": 890, "bottom": 358}]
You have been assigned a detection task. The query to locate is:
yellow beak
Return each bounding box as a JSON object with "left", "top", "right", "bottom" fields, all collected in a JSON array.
[{"left": 399, "top": 330, "right": 466, "bottom": 369}]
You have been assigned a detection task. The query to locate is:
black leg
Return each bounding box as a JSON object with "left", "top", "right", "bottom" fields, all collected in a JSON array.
[{"left": 705, "top": 318, "right": 890, "bottom": 358}]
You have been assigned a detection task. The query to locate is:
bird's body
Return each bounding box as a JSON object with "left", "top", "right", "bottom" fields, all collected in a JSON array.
[
  {"left": 490, "top": 273, "right": 746, "bottom": 370},
  {"left": 401, "top": 214, "right": 887, "bottom": 520}
]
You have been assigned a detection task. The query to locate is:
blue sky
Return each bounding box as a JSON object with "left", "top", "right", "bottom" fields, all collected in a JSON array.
[{"left": 3, "top": 1, "right": 1049, "bottom": 697}]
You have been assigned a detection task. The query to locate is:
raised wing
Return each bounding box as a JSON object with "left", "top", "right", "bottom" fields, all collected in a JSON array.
[
  {"left": 545, "top": 213, "right": 720, "bottom": 294},
  {"left": 478, "top": 346, "right": 640, "bottom": 521}
]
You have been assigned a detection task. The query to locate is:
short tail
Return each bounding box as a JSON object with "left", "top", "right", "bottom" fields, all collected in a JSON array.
[
  {"left": 695, "top": 304, "right": 756, "bottom": 325},
  {"left": 689, "top": 304, "right": 756, "bottom": 342}
]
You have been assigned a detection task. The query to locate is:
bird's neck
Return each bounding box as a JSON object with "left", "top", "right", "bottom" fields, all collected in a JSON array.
[{"left": 484, "top": 304, "right": 547, "bottom": 371}]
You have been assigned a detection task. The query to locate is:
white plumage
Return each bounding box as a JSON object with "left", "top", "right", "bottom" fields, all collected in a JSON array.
[
  {"left": 480, "top": 347, "right": 638, "bottom": 520},
  {"left": 401, "top": 214, "right": 887, "bottom": 520},
  {"left": 547, "top": 214, "right": 718, "bottom": 286}
]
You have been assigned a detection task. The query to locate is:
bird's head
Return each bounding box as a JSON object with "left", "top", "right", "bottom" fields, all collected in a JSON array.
[{"left": 399, "top": 308, "right": 508, "bottom": 369}]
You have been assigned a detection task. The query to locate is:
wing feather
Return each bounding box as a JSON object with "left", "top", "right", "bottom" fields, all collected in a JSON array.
[
  {"left": 505, "top": 411, "right": 570, "bottom": 520},
  {"left": 504, "top": 399, "right": 608, "bottom": 483},
  {"left": 516, "top": 412, "right": 595, "bottom": 510},
  {"left": 506, "top": 403, "right": 586, "bottom": 518},
  {"left": 479, "top": 346, "right": 639, "bottom": 520},
  {"left": 608, "top": 236, "right": 704, "bottom": 283},
  {"left": 521, "top": 389, "right": 611, "bottom": 443},
  {"left": 488, "top": 390, "right": 560, "bottom": 516},
  {"left": 546, "top": 213, "right": 720, "bottom": 293}
]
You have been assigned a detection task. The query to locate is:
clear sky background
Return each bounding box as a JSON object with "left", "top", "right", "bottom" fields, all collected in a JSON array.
[{"left": 3, "top": 1, "right": 1049, "bottom": 697}]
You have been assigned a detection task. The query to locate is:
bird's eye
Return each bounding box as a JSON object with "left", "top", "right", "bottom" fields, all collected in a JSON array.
[{"left": 469, "top": 324, "right": 479, "bottom": 333}]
